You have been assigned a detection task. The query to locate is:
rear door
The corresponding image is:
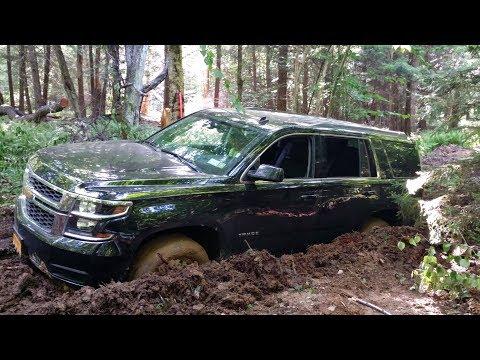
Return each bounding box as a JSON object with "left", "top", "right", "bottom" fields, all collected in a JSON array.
[{"left": 299, "top": 135, "right": 383, "bottom": 247}]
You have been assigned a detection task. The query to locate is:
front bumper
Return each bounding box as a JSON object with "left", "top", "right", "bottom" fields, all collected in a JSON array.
[{"left": 14, "top": 195, "right": 131, "bottom": 286}]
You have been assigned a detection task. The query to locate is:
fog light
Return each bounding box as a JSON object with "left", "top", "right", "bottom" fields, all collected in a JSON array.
[
  {"left": 77, "top": 218, "right": 97, "bottom": 231},
  {"left": 78, "top": 200, "right": 97, "bottom": 214}
]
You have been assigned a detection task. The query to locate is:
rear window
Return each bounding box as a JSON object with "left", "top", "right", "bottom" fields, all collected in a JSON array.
[{"left": 382, "top": 140, "right": 420, "bottom": 178}]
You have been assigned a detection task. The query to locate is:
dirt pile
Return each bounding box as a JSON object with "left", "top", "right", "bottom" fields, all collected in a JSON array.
[
  {"left": 1, "top": 220, "right": 458, "bottom": 315},
  {"left": 422, "top": 144, "right": 474, "bottom": 168}
]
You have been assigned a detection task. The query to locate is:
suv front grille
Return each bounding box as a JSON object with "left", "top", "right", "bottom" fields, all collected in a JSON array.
[
  {"left": 26, "top": 200, "right": 55, "bottom": 231},
  {"left": 29, "top": 175, "right": 63, "bottom": 203}
]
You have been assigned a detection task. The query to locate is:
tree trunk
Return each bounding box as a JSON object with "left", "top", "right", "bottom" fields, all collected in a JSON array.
[
  {"left": 165, "top": 45, "right": 184, "bottom": 122},
  {"left": 164, "top": 45, "right": 170, "bottom": 110},
  {"left": 76, "top": 45, "right": 87, "bottom": 117},
  {"left": 237, "top": 45, "right": 243, "bottom": 102},
  {"left": 301, "top": 46, "right": 309, "bottom": 114},
  {"left": 252, "top": 45, "right": 257, "bottom": 93},
  {"left": 53, "top": 45, "right": 81, "bottom": 118},
  {"left": 292, "top": 46, "right": 301, "bottom": 113},
  {"left": 27, "top": 45, "right": 44, "bottom": 109},
  {"left": 124, "top": 45, "right": 148, "bottom": 125},
  {"left": 91, "top": 46, "right": 102, "bottom": 118},
  {"left": 213, "top": 45, "right": 221, "bottom": 108},
  {"left": 106, "top": 45, "right": 123, "bottom": 121},
  {"left": 88, "top": 45, "right": 95, "bottom": 116},
  {"left": 100, "top": 48, "right": 110, "bottom": 115},
  {"left": 19, "top": 46, "right": 32, "bottom": 114},
  {"left": 276, "top": 45, "right": 288, "bottom": 111},
  {"left": 7, "top": 45, "right": 15, "bottom": 107},
  {"left": 326, "top": 45, "right": 350, "bottom": 118},
  {"left": 0, "top": 89, "right": 4, "bottom": 105},
  {"left": 266, "top": 45, "right": 274, "bottom": 109},
  {"left": 42, "top": 45, "right": 51, "bottom": 103},
  {"left": 18, "top": 46, "right": 25, "bottom": 113},
  {"left": 403, "top": 51, "right": 417, "bottom": 135}
]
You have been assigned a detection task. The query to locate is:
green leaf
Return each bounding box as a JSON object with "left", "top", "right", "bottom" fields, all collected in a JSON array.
[
  {"left": 459, "top": 258, "right": 470, "bottom": 268},
  {"left": 397, "top": 241, "right": 405, "bottom": 251},
  {"left": 212, "top": 68, "right": 223, "bottom": 79},
  {"left": 442, "top": 243, "right": 452, "bottom": 253}
]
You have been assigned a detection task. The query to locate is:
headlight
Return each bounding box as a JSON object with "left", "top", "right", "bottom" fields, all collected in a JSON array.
[{"left": 65, "top": 197, "right": 132, "bottom": 241}]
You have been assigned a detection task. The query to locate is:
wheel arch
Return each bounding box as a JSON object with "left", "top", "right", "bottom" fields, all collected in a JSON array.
[{"left": 133, "top": 224, "right": 223, "bottom": 261}]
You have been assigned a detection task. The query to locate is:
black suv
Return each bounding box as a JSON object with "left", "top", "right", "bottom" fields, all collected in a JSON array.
[{"left": 13, "top": 108, "right": 420, "bottom": 286}]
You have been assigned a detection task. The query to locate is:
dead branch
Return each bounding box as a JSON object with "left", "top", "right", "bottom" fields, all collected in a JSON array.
[
  {"left": 141, "top": 58, "right": 169, "bottom": 94},
  {"left": 349, "top": 297, "right": 392, "bottom": 315},
  {"left": 0, "top": 98, "right": 68, "bottom": 122}
]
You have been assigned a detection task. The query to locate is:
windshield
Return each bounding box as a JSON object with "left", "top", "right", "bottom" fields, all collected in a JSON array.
[{"left": 146, "top": 113, "right": 266, "bottom": 175}]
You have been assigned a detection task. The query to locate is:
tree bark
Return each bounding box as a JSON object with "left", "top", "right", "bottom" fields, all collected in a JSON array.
[
  {"left": 107, "top": 45, "right": 123, "bottom": 121},
  {"left": 252, "top": 45, "right": 257, "bottom": 93},
  {"left": 292, "top": 46, "right": 301, "bottom": 113},
  {"left": 19, "top": 45, "right": 32, "bottom": 114},
  {"left": 301, "top": 46, "right": 309, "bottom": 114},
  {"left": 164, "top": 45, "right": 170, "bottom": 110},
  {"left": 237, "top": 45, "right": 243, "bottom": 101},
  {"left": 276, "top": 45, "right": 288, "bottom": 111},
  {"left": 165, "top": 45, "right": 184, "bottom": 122},
  {"left": 90, "top": 46, "right": 102, "bottom": 118},
  {"left": 88, "top": 45, "right": 95, "bottom": 116},
  {"left": 42, "top": 45, "right": 51, "bottom": 103},
  {"left": 100, "top": 48, "right": 110, "bottom": 115},
  {"left": 266, "top": 45, "right": 274, "bottom": 109},
  {"left": 53, "top": 45, "right": 81, "bottom": 118},
  {"left": 403, "top": 51, "right": 417, "bottom": 135},
  {"left": 76, "top": 45, "right": 87, "bottom": 117},
  {"left": 124, "top": 45, "right": 148, "bottom": 125},
  {"left": 27, "top": 45, "right": 44, "bottom": 109},
  {"left": 0, "top": 88, "right": 4, "bottom": 105},
  {"left": 326, "top": 45, "right": 351, "bottom": 118},
  {"left": 18, "top": 46, "right": 25, "bottom": 113},
  {"left": 213, "top": 45, "right": 221, "bottom": 108},
  {"left": 7, "top": 45, "right": 15, "bottom": 107}
]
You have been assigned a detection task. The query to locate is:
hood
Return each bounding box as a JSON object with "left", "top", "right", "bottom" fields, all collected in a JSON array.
[{"left": 28, "top": 140, "right": 211, "bottom": 193}]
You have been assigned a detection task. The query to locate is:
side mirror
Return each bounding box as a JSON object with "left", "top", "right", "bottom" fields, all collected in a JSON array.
[{"left": 247, "top": 164, "right": 284, "bottom": 182}]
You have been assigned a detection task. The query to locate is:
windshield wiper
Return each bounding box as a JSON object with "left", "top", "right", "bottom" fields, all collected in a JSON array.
[{"left": 159, "top": 148, "right": 200, "bottom": 173}]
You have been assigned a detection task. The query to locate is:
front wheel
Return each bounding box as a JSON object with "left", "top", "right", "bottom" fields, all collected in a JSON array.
[{"left": 128, "top": 233, "right": 209, "bottom": 280}]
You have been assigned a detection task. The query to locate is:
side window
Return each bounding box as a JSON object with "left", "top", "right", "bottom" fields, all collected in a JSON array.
[
  {"left": 314, "top": 136, "right": 377, "bottom": 178},
  {"left": 255, "top": 135, "right": 311, "bottom": 179}
]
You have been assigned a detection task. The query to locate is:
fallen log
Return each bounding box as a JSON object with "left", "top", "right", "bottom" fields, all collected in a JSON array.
[{"left": 0, "top": 98, "right": 68, "bottom": 122}]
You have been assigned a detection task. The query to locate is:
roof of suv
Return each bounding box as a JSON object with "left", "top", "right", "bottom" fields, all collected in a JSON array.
[{"left": 199, "top": 108, "right": 409, "bottom": 141}]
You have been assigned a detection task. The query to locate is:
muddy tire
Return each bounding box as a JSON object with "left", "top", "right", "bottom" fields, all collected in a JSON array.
[
  {"left": 129, "top": 233, "right": 209, "bottom": 280},
  {"left": 360, "top": 217, "right": 389, "bottom": 233}
]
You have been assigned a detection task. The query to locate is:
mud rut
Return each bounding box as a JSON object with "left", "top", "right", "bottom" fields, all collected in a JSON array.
[{"left": 0, "top": 207, "right": 465, "bottom": 315}]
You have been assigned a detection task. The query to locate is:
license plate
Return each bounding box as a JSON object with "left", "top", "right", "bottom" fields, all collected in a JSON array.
[{"left": 12, "top": 233, "right": 23, "bottom": 255}]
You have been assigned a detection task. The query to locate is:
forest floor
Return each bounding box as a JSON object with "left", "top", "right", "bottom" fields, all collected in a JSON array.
[{"left": 0, "top": 144, "right": 478, "bottom": 315}]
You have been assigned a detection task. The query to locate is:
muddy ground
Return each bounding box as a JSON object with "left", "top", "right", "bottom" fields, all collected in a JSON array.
[
  {"left": 1, "top": 144, "right": 478, "bottom": 315},
  {"left": 0, "top": 213, "right": 471, "bottom": 315}
]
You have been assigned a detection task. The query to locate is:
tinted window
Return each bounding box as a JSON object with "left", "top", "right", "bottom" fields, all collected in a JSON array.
[
  {"left": 254, "top": 136, "right": 311, "bottom": 179},
  {"left": 314, "top": 136, "right": 376, "bottom": 178},
  {"left": 382, "top": 140, "right": 420, "bottom": 178}
]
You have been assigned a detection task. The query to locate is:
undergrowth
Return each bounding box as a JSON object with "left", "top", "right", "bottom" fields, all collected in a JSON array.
[
  {"left": 0, "top": 116, "right": 159, "bottom": 207},
  {"left": 417, "top": 128, "right": 480, "bottom": 155}
]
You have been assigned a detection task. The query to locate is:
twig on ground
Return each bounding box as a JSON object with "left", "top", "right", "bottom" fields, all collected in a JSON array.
[{"left": 349, "top": 297, "right": 392, "bottom": 315}]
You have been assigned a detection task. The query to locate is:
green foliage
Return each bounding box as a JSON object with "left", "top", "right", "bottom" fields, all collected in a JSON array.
[
  {"left": 417, "top": 129, "right": 470, "bottom": 155},
  {"left": 0, "top": 117, "right": 158, "bottom": 207},
  {"left": 0, "top": 119, "right": 71, "bottom": 206},
  {"left": 389, "top": 185, "right": 422, "bottom": 226}
]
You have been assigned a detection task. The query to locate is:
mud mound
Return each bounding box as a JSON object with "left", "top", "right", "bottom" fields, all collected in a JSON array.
[
  {"left": 0, "top": 225, "right": 439, "bottom": 315},
  {"left": 422, "top": 145, "right": 474, "bottom": 168}
]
